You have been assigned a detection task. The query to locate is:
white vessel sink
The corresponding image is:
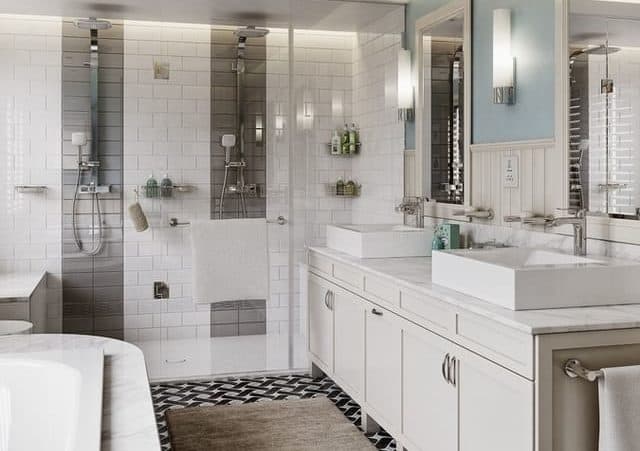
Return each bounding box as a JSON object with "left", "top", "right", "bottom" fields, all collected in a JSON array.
[
  {"left": 327, "top": 224, "right": 433, "bottom": 258},
  {"left": 432, "top": 247, "right": 640, "bottom": 310}
]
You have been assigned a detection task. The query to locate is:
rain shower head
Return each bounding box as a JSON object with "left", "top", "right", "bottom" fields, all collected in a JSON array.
[
  {"left": 234, "top": 26, "right": 269, "bottom": 39},
  {"left": 74, "top": 17, "right": 112, "bottom": 30},
  {"left": 570, "top": 44, "right": 621, "bottom": 59}
]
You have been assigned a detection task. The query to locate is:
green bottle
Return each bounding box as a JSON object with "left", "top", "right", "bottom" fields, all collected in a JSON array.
[
  {"left": 349, "top": 123, "right": 357, "bottom": 154},
  {"left": 341, "top": 124, "right": 349, "bottom": 154}
]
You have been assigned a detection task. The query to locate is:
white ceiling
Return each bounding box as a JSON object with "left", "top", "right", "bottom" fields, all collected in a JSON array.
[
  {"left": 0, "top": 0, "right": 405, "bottom": 30},
  {"left": 570, "top": 1, "right": 640, "bottom": 47}
]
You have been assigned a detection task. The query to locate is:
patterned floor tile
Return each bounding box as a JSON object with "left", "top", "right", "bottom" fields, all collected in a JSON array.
[{"left": 151, "top": 374, "right": 396, "bottom": 451}]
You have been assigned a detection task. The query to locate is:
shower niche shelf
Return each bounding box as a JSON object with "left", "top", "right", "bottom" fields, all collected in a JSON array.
[
  {"left": 326, "top": 143, "right": 361, "bottom": 156},
  {"left": 327, "top": 183, "right": 361, "bottom": 198},
  {"left": 138, "top": 184, "right": 195, "bottom": 199},
  {"left": 14, "top": 185, "right": 48, "bottom": 194}
]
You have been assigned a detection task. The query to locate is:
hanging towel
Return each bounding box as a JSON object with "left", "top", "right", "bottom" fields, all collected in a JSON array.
[
  {"left": 191, "top": 218, "right": 269, "bottom": 304},
  {"left": 598, "top": 365, "right": 640, "bottom": 451}
]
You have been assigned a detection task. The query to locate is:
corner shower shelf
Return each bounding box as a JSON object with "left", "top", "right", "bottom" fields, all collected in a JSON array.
[
  {"left": 326, "top": 143, "right": 361, "bottom": 156},
  {"left": 14, "top": 185, "right": 47, "bottom": 193},
  {"left": 328, "top": 183, "right": 361, "bottom": 198},
  {"left": 138, "top": 184, "right": 195, "bottom": 198}
]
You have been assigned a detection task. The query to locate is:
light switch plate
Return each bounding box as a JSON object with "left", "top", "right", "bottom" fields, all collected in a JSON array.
[{"left": 503, "top": 155, "right": 519, "bottom": 188}]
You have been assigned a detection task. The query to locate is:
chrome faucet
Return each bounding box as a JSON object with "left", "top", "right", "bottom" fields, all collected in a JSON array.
[
  {"left": 396, "top": 197, "right": 425, "bottom": 228},
  {"left": 504, "top": 209, "right": 588, "bottom": 256},
  {"left": 547, "top": 209, "right": 588, "bottom": 256}
]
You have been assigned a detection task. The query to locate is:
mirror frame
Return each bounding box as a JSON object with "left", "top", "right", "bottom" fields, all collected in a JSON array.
[
  {"left": 415, "top": 0, "right": 472, "bottom": 217},
  {"left": 556, "top": 0, "right": 640, "bottom": 245}
]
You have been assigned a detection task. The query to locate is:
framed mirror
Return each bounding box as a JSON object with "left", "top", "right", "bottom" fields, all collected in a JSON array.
[
  {"left": 565, "top": 1, "right": 640, "bottom": 221},
  {"left": 415, "top": 0, "right": 471, "bottom": 212}
]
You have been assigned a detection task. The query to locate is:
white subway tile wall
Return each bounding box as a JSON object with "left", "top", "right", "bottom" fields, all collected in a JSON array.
[
  {"left": 352, "top": 8, "right": 405, "bottom": 224},
  {"left": 122, "top": 21, "right": 212, "bottom": 342},
  {"left": 0, "top": 12, "right": 405, "bottom": 350},
  {"left": 0, "top": 15, "right": 63, "bottom": 332}
]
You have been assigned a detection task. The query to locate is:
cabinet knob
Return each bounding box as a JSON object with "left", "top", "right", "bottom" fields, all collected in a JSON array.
[{"left": 371, "top": 308, "right": 383, "bottom": 316}]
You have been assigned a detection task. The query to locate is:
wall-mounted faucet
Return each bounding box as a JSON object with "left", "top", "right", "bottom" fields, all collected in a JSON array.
[
  {"left": 396, "top": 197, "right": 425, "bottom": 228},
  {"left": 504, "top": 209, "right": 588, "bottom": 256}
]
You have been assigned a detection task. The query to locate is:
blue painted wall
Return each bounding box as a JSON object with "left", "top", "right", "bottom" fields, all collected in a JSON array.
[{"left": 405, "top": 0, "right": 556, "bottom": 146}]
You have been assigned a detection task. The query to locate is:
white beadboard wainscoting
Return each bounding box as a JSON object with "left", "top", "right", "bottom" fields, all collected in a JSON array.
[{"left": 469, "top": 139, "right": 562, "bottom": 227}]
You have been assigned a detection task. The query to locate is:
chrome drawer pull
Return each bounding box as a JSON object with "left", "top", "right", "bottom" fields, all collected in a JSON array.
[{"left": 442, "top": 353, "right": 450, "bottom": 383}]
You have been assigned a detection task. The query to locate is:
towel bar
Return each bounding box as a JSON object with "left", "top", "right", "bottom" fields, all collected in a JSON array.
[
  {"left": 169, "top": 216, "right": 287, "bottom": 227},
  {"left": 564, "top": 359, "right": 604, "bottom": 382}
]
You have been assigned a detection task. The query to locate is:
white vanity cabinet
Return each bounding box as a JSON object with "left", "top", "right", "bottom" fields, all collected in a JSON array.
[
  {"left": 457, "top": 345, "right": 533, "bottom": 451},
  {"left": 308, "top": 247, "right": 640, "bottom": 451},
  {"left": 308, "top": 273, "right": 334, "bottom": 373},
  {"left": 333, "top": 281, "right": 366, "bottom": 403},
  {"left": 365, "top": 304, "right": 402, "bottom": 432},
  {"left": 307, "top": 249, "right": 534, "bottom": 451},
  {"left": 401, "top": 320, "right": 458, "bottom": 451}
]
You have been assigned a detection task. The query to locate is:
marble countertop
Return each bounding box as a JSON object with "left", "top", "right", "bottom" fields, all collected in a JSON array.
[
  {"left": 0, "top": 271, "right": 46, "bottom": 300},
  {"left": 311, "top": 246, "right": 640, "bottom": 335},
  {"left": 0, "top": 334, "right": 161, "bottom": 451}
]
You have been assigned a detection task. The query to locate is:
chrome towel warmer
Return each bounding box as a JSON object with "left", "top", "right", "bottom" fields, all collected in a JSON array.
[{"left": 564, "top": 359, "right": 604, "bottom": 382}]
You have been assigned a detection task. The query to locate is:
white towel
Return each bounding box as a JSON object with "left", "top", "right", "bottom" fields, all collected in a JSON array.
[
  {"left": 191, "top": 218, "right": 269, "bottom": 304},
  {"left": 598, "top": 365, "right": 640, "bottom": 451}
]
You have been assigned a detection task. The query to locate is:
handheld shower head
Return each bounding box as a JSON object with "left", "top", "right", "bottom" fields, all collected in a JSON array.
[{"left": 74, "top": 17, "right": 112, "bottom": 30}]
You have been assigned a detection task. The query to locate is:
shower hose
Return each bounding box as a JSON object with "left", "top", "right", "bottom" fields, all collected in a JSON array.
[{"left": 72, "top": 167, "right": 104, "bottom": 256}]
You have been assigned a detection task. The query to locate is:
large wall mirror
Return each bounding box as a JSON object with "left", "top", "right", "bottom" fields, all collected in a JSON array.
[
  {"left": 415, "top": 0, "right": 471, "bottom": 212},
  {"left": 567, "top": 0, "right": 640, "bottom": 220}
]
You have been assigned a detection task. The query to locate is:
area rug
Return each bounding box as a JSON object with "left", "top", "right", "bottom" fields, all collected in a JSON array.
[{"left": 166, "top": 396, "right": 376, "bottom": 451}]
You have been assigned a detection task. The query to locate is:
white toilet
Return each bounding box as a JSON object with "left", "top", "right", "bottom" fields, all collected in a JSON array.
[{"left": 0, "top": 321, "right": 33, "bottom": 336}]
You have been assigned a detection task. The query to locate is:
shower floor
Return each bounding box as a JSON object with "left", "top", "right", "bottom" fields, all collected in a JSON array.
[{"left": 134, "top": 333, "right": 308, "bottom": 382}]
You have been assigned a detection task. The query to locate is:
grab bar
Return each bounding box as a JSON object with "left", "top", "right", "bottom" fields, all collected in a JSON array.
[
  {"left": 563, "top": 359, "right": 604, "bottom": 382},
  {"left": 169, "top": 216, "right": 287, "bottom": 227}
]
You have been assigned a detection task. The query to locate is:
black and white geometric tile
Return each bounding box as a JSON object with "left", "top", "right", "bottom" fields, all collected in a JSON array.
[{"left": 151, "top": 374, "right": 396, "bottom": 451}]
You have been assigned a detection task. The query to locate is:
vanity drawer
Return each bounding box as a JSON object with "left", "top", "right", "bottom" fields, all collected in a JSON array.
[
  {"left": 308, "top": 252, "right": 333, "bottom": 276},
  {"left": 399, "top": 288, "right": 456, "bottom": 333},
  {"left": 456, "top": 311, "right": 534, "bottom": 379},
  {"left": 332, "top": 262, "right": 364, "bottom": 291},
  {"left": 363, "top": 274, "right": 400, "bottom": 307}
]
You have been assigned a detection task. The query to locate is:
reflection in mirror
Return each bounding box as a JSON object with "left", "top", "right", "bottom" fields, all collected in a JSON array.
[
  {"left": 569, "top": 1, "right": 640, "bottom": 219},
  {"left": 422, "top": 13, "right": 465, "bottom": 204}
]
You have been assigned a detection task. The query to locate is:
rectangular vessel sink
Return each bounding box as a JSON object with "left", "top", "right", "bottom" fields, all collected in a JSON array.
[
  {"left": 432, "top": 247, "right": 640, "bottom": 310},
  {"left": 327, "top": 224, "right": 433, "bottom": 258}
]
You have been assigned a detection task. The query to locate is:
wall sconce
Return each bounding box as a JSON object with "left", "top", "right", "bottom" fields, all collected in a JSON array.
[
  {"left": 492, "top": 9, "right": 515, "bottom": 105},
  {"left": 397, "top": 48, "right": 414, "bottom": 121}
]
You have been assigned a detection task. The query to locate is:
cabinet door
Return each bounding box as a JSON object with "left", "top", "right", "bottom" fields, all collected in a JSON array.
[
  {"left": 308, "top": 274, "right": 334, "bottom": 373},
  {"left": 365, "top": 303, "right": 402, "bottom": 433},
  {"left": 458, "top": 347, "right": 534, "bottom": 451},
  {"left": 401, "top": 321, "right": 458, "bottom": 451},
  {"left": 334, "top": 287, "right": 366, "bottom": 402}
]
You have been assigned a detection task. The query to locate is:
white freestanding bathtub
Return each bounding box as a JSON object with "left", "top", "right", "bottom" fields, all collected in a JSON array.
[{"left": 0, "top": 348, "right": 103, "bottom": 451}]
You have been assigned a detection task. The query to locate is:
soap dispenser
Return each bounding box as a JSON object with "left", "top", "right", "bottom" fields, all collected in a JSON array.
[{"left": 160, "top": 174, "right": 173, "bottom": 198}]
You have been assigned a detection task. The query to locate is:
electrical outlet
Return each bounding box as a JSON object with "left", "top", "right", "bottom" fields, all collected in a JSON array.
[
  {"left": 154, "top": 281, "right": 169, "bottom": 299},
  {"left": 503, "top": 155, "right": 519, "bottom": 188}
]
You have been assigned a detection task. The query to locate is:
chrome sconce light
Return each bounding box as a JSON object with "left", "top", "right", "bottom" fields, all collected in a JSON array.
[
  {"left": 397, "top": 48, "right": 414, "bottom": 121},
  {"left": 492, "top": 9, "right": 515, "bottom": 105}
]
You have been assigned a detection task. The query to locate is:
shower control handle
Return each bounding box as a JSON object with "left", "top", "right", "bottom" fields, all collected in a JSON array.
[{"left": 267, "top": 216, "right": 287, "bottom": 225}]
